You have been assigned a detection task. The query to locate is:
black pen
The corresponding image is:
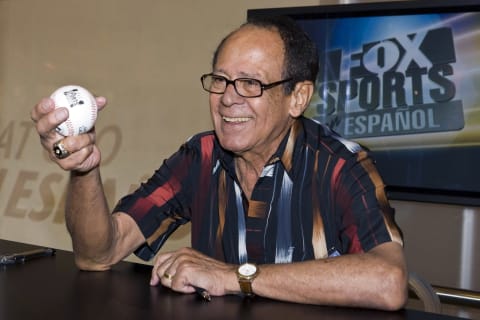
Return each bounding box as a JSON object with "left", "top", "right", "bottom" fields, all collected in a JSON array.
[
  {"left": 193, "top": 286, "right": 211, "bottom": 302},
  {"left": 0, "top": 248, "right": 56, "bottom": 265}
]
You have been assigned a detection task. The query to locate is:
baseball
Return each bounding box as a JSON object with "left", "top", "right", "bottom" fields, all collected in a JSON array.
[{"left": 50, "top": 85, "right": 98, "bottom": 136}]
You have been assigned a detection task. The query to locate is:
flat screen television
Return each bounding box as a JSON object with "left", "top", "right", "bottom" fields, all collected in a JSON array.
[{"left": 248, "top": 0, "right": 480, "bottom": 206}]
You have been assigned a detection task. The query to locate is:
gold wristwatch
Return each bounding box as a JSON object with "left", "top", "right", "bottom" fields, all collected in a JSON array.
[{"left": 236, "top": 263, "right": 258, "bottom": 297}]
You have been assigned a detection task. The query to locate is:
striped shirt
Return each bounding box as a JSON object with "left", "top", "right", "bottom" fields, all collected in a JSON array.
[{"left": 114, "top": 116, "right": 403, "bottom": 264}]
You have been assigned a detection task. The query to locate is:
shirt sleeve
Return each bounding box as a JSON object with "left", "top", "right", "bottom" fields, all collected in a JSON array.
[
  {"left": 113, "top": 138, "right": 201, "bottom": 261},
  {"left": 334, "top": 149, "right": 403, "bottom": 254}
]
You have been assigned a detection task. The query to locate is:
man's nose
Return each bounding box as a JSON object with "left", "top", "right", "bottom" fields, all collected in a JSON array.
[{"left": 220, "top": 82, "right": 243, "bottom": 106}]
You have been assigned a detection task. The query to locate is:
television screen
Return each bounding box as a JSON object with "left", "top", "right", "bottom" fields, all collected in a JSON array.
[{"left": 248, "top": 0, "right": 480, "bottom": 206}]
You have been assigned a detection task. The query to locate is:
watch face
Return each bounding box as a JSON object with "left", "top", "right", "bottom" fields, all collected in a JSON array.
[{"left": 239, "top": 263, "right": 257, "bottom": 276}]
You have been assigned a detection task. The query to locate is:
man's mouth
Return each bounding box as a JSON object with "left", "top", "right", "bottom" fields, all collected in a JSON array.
[{"left": 222, "top": 116, "right": 250, "bottom": 123}]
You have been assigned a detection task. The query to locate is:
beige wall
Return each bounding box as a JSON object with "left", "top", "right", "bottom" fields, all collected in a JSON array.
[
  {"left": 0, "top": 0, "right": 326, "bottom": 261},
  {"left": 0, "top": 0, "right": 479, "bottom": 291}
]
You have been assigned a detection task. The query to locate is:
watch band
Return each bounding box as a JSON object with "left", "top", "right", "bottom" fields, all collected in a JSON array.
[
  {"left": 237, "top": 263, "right": 258, "bottom": 297},
  {"left": 238, "top": 278, "right": 255, "bottom": 296}
]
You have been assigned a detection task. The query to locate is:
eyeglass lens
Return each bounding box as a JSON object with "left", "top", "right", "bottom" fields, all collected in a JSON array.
[{"left": 202, "top": 75, "right": 262, "bottom": 97}]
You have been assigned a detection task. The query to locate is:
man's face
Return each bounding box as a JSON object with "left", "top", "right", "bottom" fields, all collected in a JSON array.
[{"left": 210, "top": 26, "right": 295, "bottom": 159}]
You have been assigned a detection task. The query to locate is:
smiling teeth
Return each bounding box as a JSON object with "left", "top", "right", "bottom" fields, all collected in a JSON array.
[{"left": 223, "top": 116, "right": 250, "bottom": 122}]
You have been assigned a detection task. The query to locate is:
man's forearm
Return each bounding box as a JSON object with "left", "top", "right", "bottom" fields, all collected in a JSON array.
[
  {"left": 251, "top": 242, "right": 408, "bottom": 310},
  {"left": 65, "top": 168, "right": 114, "bottom": 270}
]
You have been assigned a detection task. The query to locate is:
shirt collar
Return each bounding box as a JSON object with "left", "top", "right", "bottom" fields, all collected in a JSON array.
[{"left": 217, "top": 118, "right": 303, "bottom": 177}]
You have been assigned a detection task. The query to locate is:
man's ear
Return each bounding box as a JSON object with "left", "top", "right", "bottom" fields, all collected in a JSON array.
[{"left": 289, "top": 81, "right": 315, "bottom": 118}]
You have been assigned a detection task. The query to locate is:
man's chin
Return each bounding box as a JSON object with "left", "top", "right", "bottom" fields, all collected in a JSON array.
[{"left": 218, "top": 139, "right": 248, "bottom": 155}]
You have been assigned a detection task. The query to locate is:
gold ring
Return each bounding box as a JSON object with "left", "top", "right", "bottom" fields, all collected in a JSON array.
[
  {"left": 53, "top": 139, "right": 70, "bottom": 159},
  {"left": 163, "top": 273, "right": 173, "bottom": 280}
]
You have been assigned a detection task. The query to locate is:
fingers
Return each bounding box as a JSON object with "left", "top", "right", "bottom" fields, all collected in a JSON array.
[
  {"left": 150, "top": 248, "right": 198, "bottom": 289},
  {"left": 32, "top": 95, "right": 107, "bottom": 120},
  {"left": 150, "top": 251, "right": 175, "bottom": 286},
  {"left": 32, "top": 98, "right": 69, "bottom": 138},
  {"left": 163, "top": 272, "right": 174, "bottom": 281},
  {"left": 150, "top": 248, "right": 228, "bottom": 295},
  {"left": 50, "top": 134, "right": 101, "bottom": 172},
  {"left": 95, "top": 96, "right": 107, "bottom": 111},
  {"left": 32, "top": 96, "right": 107, "bottom": 138},
  {"left": 150, "top": 270, "right": 173, "bottom": 287},
  {"left": 31, "top": 97, "right": 55, "bottom": 122},
  {"left": 51, "top": 133, "right": 93, "bottom": 159},
  {"left": 31, "top": 95, "right": 107, "bottom": 172},
  {"left": 150, "top": 248, "right": 235, "bottom": 297},
  {"left": 53, "top": 139, "right": 71, "bottom": 159}
]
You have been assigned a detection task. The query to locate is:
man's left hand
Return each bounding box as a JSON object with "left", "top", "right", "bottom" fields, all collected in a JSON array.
[{"left": 150, "top": 247, "right": 238, "bottom": 297}]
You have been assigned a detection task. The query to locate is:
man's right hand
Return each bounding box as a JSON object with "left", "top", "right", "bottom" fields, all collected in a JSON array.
[{"left": 31, "top": 96, "right": 107, "bottom": 173}]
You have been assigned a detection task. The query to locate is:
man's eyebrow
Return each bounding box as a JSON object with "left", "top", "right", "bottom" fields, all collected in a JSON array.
[
  {"left": 238, "top": 71, "right": 262, "bottom": 79},
  {"left": 213, "top": 69, "right": 262, "bottom": 80}
]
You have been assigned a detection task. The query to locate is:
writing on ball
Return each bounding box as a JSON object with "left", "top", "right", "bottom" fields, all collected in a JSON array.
[{"left": 50, "top": 85, "right": 98, "bottom": 136}]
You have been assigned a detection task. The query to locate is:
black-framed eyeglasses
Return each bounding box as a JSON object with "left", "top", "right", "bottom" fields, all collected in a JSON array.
[{"left": 200, "top": 73, "right": 292, "bottom": 98}]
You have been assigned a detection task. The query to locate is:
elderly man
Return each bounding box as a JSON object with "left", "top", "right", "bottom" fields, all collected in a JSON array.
[{"left": 31, "top": 16, "right": 408, "bottom": 310}]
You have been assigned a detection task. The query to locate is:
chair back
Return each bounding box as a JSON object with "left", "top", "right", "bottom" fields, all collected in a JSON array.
[{"left": 408, "top": 271, "right": 442, "bottom": 313}]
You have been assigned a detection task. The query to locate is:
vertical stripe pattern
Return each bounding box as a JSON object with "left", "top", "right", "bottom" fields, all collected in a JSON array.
[{"left": 114, "top": 117, "right": 404, "bottom": 263}]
